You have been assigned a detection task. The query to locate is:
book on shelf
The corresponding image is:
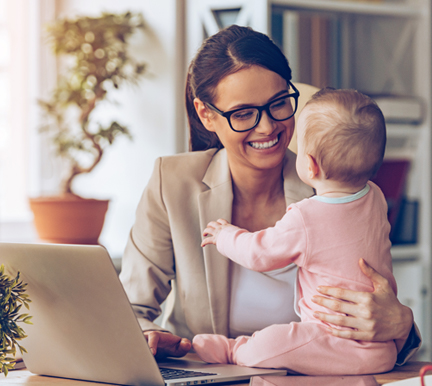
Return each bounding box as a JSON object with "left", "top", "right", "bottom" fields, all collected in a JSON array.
[
  {"left": 371, "top": 159, "right": 411, "bottom": 241},
  {"left": 368, "top": 94, "right": 424, "bottom": 124},
  {"left": 391, "top": 198, "right": 418, "bottom": 245}
]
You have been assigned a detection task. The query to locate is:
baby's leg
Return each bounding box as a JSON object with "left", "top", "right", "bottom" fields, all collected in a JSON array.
[
  {"left": 232, "top": 322, "right": 397, "bottom": 375},
  {"left": 194, "top": 323, "right": 396, "bottom": 374},
  {"left": 231, "top": 322, "right": 325, "bottom": 369},
  {"left": 193, "top": 334, "right": 250, "bottom": 364},
  {"left": 192, "top": 324, "right": 321, "bottom": 366}
]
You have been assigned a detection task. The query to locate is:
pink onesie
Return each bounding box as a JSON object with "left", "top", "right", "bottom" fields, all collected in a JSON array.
[{"left": 193, "top": 182, "right": 398, "bottom": 375}]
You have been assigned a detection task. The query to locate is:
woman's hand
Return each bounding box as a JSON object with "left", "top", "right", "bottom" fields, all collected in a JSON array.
[
  {"left": 144, "top": 331, "right": 192, "bottom": 359},
  {"left": 311, "top": 258, "right": 413, "bottom": 347}
]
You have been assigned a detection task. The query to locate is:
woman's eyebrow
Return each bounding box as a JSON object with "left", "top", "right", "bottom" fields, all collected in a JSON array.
[{"left": 227, "top": 89, "right": 289, "bottom": 111}]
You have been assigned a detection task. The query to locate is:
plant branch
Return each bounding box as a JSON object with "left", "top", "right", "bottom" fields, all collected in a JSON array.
[{"left": 39, "top": 12, "right": 147, "bottom": 196}]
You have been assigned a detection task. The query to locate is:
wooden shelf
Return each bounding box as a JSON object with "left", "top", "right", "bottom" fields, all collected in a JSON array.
[{"left": 391, "top": 244, "right": 421, "bottom": 261}]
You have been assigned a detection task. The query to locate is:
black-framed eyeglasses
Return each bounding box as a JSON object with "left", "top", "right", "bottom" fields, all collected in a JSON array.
[{"left": 205, "top": 81, "right": 299, "bottom": 133}]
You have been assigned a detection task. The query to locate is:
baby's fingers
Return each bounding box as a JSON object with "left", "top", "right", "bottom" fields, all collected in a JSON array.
[
  {"left": 216, "top": 219, "right": 229, "bottom": 225},
  {"left": 206, "top": 221, "right": 221, "bottom": 228},
  {"left": 201, "top": 236, "right": 216, "bottom": 247},
  {"left": 202, "top": 225, "right": 216, "bottom": 237}
]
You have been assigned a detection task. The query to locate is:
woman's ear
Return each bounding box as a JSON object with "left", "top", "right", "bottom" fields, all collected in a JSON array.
[
  {"left": 194, "top": 98, "right": 216, "bottom": 132},
  {"left": 307, "top": 154, "right": 320, "bottom": 179}
]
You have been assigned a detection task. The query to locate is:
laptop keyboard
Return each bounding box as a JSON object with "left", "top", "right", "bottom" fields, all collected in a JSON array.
[{"left": 159, "top": 367, "right": 218, "bottom": 381}]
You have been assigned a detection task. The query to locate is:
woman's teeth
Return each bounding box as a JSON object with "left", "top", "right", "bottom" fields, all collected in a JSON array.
[{"left": 249, "top": 136, "right": 279, "bottom": 149}]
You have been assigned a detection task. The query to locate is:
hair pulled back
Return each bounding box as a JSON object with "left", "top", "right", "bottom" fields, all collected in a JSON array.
[{"left": 186, "top": 25, "right": 292, "bottom": 151}]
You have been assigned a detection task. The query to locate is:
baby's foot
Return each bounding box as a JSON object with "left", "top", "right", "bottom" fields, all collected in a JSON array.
[{"left": 192, "top": 334, "right": 236, "bottom": 364}]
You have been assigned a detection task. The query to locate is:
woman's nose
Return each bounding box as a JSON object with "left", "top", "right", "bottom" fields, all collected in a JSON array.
[{"left": 253, "top": 111, "right": 277, "bottom": 135}]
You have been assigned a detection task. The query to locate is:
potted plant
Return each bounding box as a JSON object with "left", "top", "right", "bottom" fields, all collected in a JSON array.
[
  {"left": 29, "top": 11, "right": 147, "bottom": 245},
  {"left": 0, "top": 265, "right": 31, "bottom": 376}
]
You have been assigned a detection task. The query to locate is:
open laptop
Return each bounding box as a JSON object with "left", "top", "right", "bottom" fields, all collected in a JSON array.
[{"left": 0, "top": 242, "right": 287, "bottom": 386}]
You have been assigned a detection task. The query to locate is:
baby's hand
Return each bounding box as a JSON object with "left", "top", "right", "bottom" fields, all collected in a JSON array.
[{"left": 201, "top": 219, "right": 230, "bottom": 247}]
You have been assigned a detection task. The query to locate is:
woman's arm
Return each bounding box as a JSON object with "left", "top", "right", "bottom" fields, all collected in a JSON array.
[
  {"left": 120, "top": 158, "right": 175, "bottom": 331},
  {"left": 119, "top": 158, "right": 194, "bottom": 360},
  {"left": 311, "top": 258, "right": 420, "bottom": 364}
]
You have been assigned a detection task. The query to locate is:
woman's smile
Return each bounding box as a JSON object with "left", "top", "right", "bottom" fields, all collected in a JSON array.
[{"left": 248, "top": 132, "right": 281, "bottom": 150}]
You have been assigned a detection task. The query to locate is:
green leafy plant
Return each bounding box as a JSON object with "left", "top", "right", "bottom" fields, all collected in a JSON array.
[
  {"left": 39, "top": 11, "right": 147, "bottom": 196},
  {"left": 0, "top": 265, "right": 32, "bottom": 376}
]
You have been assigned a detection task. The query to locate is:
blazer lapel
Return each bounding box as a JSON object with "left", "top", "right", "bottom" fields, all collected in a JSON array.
[{"left": 198, "top": 149, "right": 232, "bottom": 336}]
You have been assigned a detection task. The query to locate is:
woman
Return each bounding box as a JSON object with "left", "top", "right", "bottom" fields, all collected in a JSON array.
[{"left": 119, "top": 25, "right": 419, "bottom": 365}]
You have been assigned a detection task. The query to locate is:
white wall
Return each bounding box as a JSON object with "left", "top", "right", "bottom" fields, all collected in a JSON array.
[{"left": 53, "top": 0, "right": 186, "bottom": 257}]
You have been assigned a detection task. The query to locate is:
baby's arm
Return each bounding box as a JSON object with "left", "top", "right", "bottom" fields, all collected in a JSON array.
[{"left": 202, "top": 207, "right": 306, "bottom": 272}]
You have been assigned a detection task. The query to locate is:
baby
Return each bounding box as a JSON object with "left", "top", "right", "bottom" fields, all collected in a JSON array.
[{"left": 193, "top": 88, "right": 398, "bottom": 375}]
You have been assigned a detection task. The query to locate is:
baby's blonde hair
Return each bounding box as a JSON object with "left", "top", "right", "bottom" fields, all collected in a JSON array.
[{"left": 302, "top": 88, "right": 386, "bottom": 186}]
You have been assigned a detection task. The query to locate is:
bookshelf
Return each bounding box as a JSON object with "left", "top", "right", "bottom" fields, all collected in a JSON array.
[{"left": 187, "top": 0, "right": 432, "bottom": 360}]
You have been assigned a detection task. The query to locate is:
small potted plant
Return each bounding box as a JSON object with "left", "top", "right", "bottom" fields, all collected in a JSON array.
[
  {"left": 0, "top": 265, "right": 32, "bottom": 376},
  {"left": 29, "top": 11, "right": 147, "bottom": 245}
]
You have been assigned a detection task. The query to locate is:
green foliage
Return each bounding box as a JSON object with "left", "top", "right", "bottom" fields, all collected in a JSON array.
[
  {"left": 39, "top": 11, "right": 147, "bottom": 195},
  {"left": 0, "top": 265, "right": 32, "bottom": 376}
]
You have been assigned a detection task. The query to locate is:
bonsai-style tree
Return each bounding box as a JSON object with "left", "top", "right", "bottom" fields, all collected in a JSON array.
[
  {"left": 39, "top": 12, "right": 147, "bottom": 196},
  {"left": 0, "top": 265, "right": 32, "bottom": 376}
]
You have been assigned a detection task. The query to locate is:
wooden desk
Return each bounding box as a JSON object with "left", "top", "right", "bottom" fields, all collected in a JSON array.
[{"left": 0, "top": 360, "right": 430, "bottom": 385}]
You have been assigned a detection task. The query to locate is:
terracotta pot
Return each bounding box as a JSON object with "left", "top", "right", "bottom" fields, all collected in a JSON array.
[{"left": 29, "top": 196, "right": 110, "bottom": 245}]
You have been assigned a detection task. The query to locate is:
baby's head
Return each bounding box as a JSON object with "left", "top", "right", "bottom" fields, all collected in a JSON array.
[{"left": 296, "top": 88, "right": 386, "bottom": 187}]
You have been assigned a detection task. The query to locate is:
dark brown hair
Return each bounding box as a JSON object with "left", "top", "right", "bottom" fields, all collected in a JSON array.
[
  {"left": 302, "top": 88, "right": 386, "bottom": 185},
  {"left": 186, "top": 25, "right": 292, "bottom": 151}
]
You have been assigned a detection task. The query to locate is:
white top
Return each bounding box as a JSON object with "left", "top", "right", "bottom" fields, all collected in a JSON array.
[{"left": 229, "top": 262, "right": 300, "bottom": 338}]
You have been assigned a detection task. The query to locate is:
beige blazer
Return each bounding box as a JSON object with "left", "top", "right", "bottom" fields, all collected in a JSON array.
[{"left": 119, "top": 147, "right": 314, "bottom": 340}]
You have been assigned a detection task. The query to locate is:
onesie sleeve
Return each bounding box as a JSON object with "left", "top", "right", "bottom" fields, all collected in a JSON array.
[{"left": 216, "top": 204, "right": 307, "bottom": 272}]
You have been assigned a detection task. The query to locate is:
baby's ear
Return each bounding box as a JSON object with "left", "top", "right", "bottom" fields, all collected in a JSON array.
[
  {"left": 307, "top": 154, "right": 320, "bottom": 179},
  {"left": 194, "top": 98, "right": 216, "bottom": 132}
]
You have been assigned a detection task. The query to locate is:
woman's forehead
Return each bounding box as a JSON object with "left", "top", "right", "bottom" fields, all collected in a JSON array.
[{"left": 213, "top": 65, "right": 288, "bottom": 109}]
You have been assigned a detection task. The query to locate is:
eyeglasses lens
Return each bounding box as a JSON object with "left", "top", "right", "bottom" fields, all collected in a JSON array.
[
  {"left": 230, "top": 96, "right": 296, "bottom": 132},
  {"left": 270, "top": 96, "right": 295, "bottom": 120}
]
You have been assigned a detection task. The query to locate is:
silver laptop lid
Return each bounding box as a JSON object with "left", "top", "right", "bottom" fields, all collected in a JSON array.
[{"left": 0, "top": 242, "right": 164, "bottom": 386}]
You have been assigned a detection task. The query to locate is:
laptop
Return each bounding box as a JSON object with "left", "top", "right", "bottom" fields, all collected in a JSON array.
[{"left": 0, "top": 242, "right": 287, "bottom": 386}]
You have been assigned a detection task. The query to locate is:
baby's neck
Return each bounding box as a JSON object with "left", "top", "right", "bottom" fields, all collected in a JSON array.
[{"left": 313, "top": 180, "right": 367, "bottom": 198}]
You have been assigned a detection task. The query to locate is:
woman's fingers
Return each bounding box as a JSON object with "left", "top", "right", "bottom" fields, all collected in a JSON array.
[
  {"left": 312, "top": 295, "right": 356, "bottom": 316},
  {"left": 359, "top": 258, "right": 390, "bottom": 290},
  {"left": 144, "top": 331, "right": 160, "bottom": 355},
  {"left": 326, "top": 325, "right": 372, "bottom": 341},
  {"left": 144, "top": 331, "right": 191, "bottom": 358},
  {"left": 315, "top": 285, "right": 364, "bottom": 305}
]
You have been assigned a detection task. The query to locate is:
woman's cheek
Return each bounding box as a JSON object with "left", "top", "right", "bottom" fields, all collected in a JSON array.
[{"left": 283, "top": 120, "right": 295, "bottom": 147}]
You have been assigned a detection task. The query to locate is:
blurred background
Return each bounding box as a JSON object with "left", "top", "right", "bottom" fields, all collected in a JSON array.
[{"left": 0, "top": 0, "right": 431, "bottom": 360}]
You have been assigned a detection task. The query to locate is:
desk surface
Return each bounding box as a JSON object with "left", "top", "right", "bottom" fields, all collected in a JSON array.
[{"left": 0, "top": 359, "right": 430, "bottom": 385}]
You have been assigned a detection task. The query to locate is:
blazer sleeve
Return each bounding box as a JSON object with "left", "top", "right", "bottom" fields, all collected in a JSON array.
[
  {"left": 396, "top": 322, "right": 422, "bottom": 366},
  {"left": 119, "top": 158, "right": 175, "bottom": 332}
]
